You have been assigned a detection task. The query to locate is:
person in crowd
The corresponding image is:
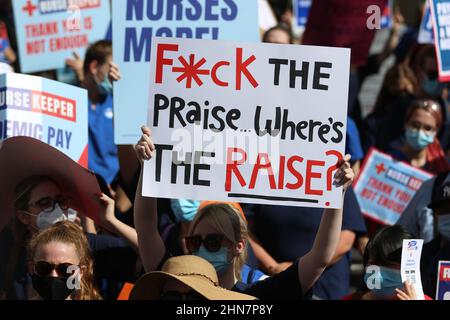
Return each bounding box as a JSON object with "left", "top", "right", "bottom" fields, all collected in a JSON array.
[
  {"left": 365, "top": 45, "right": 450, "bottom": 154},
  {"left": 387, "top": 99, "right": 450, "bottom": 174},
  {"left": 262, "top": 24, "right": 293, "bottom": 44},
  {"left": 76, "top": 41, "right": 134, "bottom": 229},
  {"left": 133, "top": 126, "right": 354, "bottom": 299},
  {"left": 361, "top": 63, "right": 419, "bottom": 153},
  {"left": 397, "top": 171, "right": 450, "bottom": 243},
  {"left": 408, "top": 44, "right": 448, "bottom": 101},
  {"left": 0, "top": 138, "right": 139, "bottom": 300},
  {"left": 79, "top": 40, "right": 120, "bottom": 187},
  {"left": 343, "top": 225, "right": 431, "bottom": 300},
  {"left": 362, "top": 99, "right": 449, "bottom": 243},
  {"left": 420, "top": 181, "right": 450, "bottom": 298},
  {"left": 243, "top": 185, "right": 366, "bottom": 300},
  {"left": 163, "top": 199, "right": 267, "bottom": 284},
  {"left": 28, "top": 221, "right": 101, "bottom": 300},
  {"left": 0, "top": 174, "right": 139, "bottom": 300},
  {"left": 130, "top": 255, "right": 256, "bottom": 300}
]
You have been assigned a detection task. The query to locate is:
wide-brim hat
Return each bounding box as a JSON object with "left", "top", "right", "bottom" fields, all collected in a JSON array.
[
  {"left": 130, "top": 255, "right": 256, "bottom": 300},
  {"left": 0, "top": 136, "right": 102, "bottom": 231}
]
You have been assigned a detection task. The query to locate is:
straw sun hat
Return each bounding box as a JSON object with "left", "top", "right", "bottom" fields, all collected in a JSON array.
[{"left": 130, "top": 255, "right": 256, "bottom": 300}]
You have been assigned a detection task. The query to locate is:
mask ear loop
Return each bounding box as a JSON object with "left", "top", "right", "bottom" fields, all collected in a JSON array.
[
  {"left": 21, "top": 210, "right": 38, "bottom": 218},
  {"left": 19, "top": 210, "right": 40, "bottom": 232}
]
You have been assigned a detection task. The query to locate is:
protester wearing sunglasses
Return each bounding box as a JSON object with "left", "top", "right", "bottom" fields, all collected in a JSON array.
[
  {"left": 133, "top": 126, "right": 355, "bottom": 299},
  {"left": 0, "top": 137, "right": 140, "bottom": 300},
  {"left": 28, "top": 221, "right": 101, "bottom": 300}
]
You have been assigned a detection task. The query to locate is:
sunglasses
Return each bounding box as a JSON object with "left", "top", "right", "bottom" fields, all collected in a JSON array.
[
  {"left": 185, "top": 234, "right": 225, "bottom": 253},
  {"left": 159, "top": 290, "right": 204, "bottom": 300},
  {"left": 28, "top": 196, "right": 70, "bottom": 213},
  {"left": 34, "top": 261, "right": 78, "bottom": 278}
]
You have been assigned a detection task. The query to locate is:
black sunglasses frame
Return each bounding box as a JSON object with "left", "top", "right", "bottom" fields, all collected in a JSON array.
[
  {"left": 185, "top": 233, "right": 225, "bottom": 254},
  {"left": 33, "top": 261, "right": 78, "bottom": 278},
  {"left": 27, "top": 196, "right": 70, "bottom": 213}
]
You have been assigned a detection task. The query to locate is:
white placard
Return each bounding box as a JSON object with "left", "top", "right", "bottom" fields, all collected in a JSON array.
[{"left": 143, "top": 37, "right": 350, "bottom": 208}]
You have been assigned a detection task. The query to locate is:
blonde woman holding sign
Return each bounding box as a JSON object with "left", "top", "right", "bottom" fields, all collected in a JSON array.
[{"left": 133, "top": 126, "right": 354, "bottom": 299}]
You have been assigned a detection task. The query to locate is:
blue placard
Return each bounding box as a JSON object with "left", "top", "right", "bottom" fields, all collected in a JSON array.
[
  {"left": 419, "top": 2, "right": 434, "bottom": 44},
  {"left": 12, "top": 0, "right": 110, "bottom": 73},
  {"left": 113, "top": 0, "right": 260, "bottom": 145},
  {"left": 294, "top": 0, "right": 312, "bottom": 27},
  {"left": 436, "top": 261, "right": 450, "bottom": 300},
  {"left": 0, "top": 73, "right": 88, "bottom": 166},
  {"left": 430, "top": 0, "right": 450, "bottom": 81},
  {"left": 354, "top": 148, "right": 433, "bottom": 225}
]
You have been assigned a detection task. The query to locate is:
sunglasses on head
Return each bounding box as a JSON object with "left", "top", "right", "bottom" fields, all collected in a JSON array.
[
  {"left": 185, "top": 234, "right": 225, "bottom": 253},
  {"left": 34, "top": 261, "right": 78, "bottom": 278},
  {"left": 159, "top": 290, "right": 204, "bottom": 300}
]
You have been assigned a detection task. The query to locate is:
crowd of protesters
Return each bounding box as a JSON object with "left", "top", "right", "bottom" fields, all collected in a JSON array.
[{"left": 0, "top": 0, "right": 449, "bottom": 301}]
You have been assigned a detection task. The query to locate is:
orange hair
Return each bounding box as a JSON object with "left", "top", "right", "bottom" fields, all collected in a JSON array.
[{"left": 29, "top": 221, "right": 102, "bottom": 300}]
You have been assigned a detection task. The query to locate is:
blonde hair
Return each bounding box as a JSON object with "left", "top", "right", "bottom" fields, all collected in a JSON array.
[
  {"left": 189, "top": 203, "right": 248, "bottom": 281},
  {"left": 28, "top": 221, "right": 102, "bottom": 300}
]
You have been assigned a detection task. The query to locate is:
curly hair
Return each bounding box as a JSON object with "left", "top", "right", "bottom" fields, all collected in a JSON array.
[{"left": 28, "top": 221, "right": 102, "bottom": 300}]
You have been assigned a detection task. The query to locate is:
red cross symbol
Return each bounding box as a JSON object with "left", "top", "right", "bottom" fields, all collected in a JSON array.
[
  {"left": 22, "top": 0, "right": 38, "bottom": 17},
  {"left": 375, "top": 162, "right": 386, "bottom": 175}
]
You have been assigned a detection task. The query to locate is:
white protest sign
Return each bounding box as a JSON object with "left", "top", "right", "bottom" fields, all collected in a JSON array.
[
  {"left": 142, "top": 37, "right": 350, "bottom": 208},
  {"left": 401, "top": 239, "right": 425, "bottom": 300}
]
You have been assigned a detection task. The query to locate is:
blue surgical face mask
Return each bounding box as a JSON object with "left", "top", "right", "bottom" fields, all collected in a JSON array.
[
  {"left": 405, "top": 128, "right": 435, "bottom": 151},
  {"left": 364, "top": 265, "right": 403, "bottom": 298},
  {"left": 193, "top": 245, "right": 230, "bottom": 275},
  {"left": 438, "top": 214, "right": 450, "bottom": 240},
  {"left": 95, "top": 71, "right": 113, "bottom": 96},
  {"left": 170, "top": 199, "right": 200, "bottom": 223},
  {"left": 422, "top": 78, "right": 446, "bottom": 97}
]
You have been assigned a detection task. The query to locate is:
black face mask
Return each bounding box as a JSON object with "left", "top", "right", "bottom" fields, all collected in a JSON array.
[{"left": 31, "top": 274, "right": 75, "bottom": 300}]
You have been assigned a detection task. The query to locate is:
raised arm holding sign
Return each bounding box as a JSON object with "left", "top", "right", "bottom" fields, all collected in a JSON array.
[{"left": 134, "top": 126, "right": 354, "bottom": 299}]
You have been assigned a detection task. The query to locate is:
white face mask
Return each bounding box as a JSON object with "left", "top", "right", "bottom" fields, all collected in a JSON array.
[
  {"left": 25, "top": 204, "right": 68, "bottom": 230},
  {"left": 66, "top": 208, "right": 78, "bottom": 223}
]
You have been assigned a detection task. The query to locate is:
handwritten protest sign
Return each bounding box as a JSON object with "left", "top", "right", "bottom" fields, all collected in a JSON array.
[
  {"left": 0, "top": 72, "right": 88, "bottom": 166},
  {"left": 113, "top": 0, "right": 259, "bottom": 144},
  {"left": 430, "top": 0, "right": 450, "bottom": 81},
  {"left": 142, "top": 37, "right": 350, "bottom": 208},
  {"left": 436, "top": 261, "right": 450, "bottom": 300},
  {"left": 354, "top": 148, "right": 433, "bottom": 225},
  {"left": 418, "top": 1, "right": 434, "bottom": 44},
  {"left": 12, "top": 0, "right": 110, "bottom": 73}
]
